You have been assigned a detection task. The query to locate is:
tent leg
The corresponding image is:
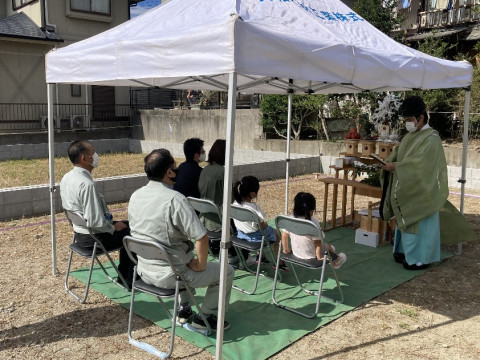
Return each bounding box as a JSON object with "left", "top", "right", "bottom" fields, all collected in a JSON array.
[
  {"left": 216, "top": 72, "right": 237, "bottom": 360},
  {"left": 284, "top": 92, "right": 292, "bottom": 215},
  {"left": 48, "top": 83, "right": 58, "bottom": 275},
  {"left": 457, "top": 89, "right": 471, "bottom": 256}
]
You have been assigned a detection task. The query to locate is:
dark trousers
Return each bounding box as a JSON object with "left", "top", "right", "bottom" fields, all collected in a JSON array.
[{"left": 74, "top": 221, "right": 135, "bottom": 284}]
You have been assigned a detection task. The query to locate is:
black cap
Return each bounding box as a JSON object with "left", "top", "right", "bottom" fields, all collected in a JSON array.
[{"left": 399, "top": 96, "right": 426, "bottom": 117}]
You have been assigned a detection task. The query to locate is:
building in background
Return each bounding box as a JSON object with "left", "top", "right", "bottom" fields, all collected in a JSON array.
[
  {"left": 393, "top": 0, "right": 480, "bottom": 46},
  {"left": 0, "top": 0, "right": 141, "bottom": 131}
]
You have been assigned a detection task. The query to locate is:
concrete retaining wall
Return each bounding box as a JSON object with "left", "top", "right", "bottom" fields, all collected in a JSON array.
[
  {"left": 252, "top": 138, "right": 480, "bottom": 189},
  {"left": 1, "top": 135, "right": 479, "bottom": 220},
  {"left": 0, "top": 148, "right": 319, "bottom": 221},
  {"left": 132, "top": 109, "right": 263, "bottom": 150}
]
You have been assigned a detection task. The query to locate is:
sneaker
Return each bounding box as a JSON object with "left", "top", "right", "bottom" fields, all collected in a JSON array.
[
  {"left": 191, "top": 313, "right": 230, "bottom": 332},
  {"left": 273, "top": 260, "right": 289, "bottom": 272},
  {"left": 256, "top": 254, "right": 270, "bottom": 265},
  {"left": 332, "top": 253, "right": 347, "bottom": 269},
  {"left": 176, "top": 303, "right": 194, "bottom": 324}
]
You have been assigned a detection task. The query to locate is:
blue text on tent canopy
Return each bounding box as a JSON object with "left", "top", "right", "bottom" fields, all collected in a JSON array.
[{"left": 259, "top": 0, "right": 365, "bottom": 22}]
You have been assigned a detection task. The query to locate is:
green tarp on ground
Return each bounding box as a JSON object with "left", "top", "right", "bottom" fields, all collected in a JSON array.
[{"left": 71, "top": 227, "right": 452, "bottom": 360}]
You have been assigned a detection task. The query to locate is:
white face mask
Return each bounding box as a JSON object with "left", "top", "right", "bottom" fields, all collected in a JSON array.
[
  {"left": 405, "top": 121, "right": 417, "bottom": 133},
  {"left": 198, "top": 153, "right": 206, "bottom": 162},
  {"left": 91, "top": 152, "right": 99, "bottom": 168}
]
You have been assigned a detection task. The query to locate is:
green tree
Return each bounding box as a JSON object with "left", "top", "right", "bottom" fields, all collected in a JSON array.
[
  {"left": 259, "top": 94, "right": 327, "bottom": 139},
  {"left": 406, "top": 36, "right": 461, "bottom": 138},
  {"left": 353, "top": 0, "right": 404, "bottom": 34},
  {"left": 457, "top": 66, "right": 480, "bottom": 139},
  {"left": 328, "top": 92, "right": 380, "bottom": 138}
]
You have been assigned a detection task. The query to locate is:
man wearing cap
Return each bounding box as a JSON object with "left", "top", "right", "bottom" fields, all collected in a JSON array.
[{"left": 380, "top": 96, "right": 448, "bottom": 270}]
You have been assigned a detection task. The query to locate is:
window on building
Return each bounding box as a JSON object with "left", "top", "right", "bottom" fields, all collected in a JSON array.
[
  {"left": 71, "top": 84, "right": 82, "bottom": 97},
  {"left": 70, "top": 0, "right": 110, "bottom": 15},
  {"left": 12, "top": 0, "right": 37, "bottom": 10}
]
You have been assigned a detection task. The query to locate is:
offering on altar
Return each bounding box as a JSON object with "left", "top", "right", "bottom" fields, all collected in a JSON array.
[
  {"left": 344, "top": 127, "right": 361, "bottom": 139},
  {"left": 372, "top": 93, "right": 402, "bottom": 140}
]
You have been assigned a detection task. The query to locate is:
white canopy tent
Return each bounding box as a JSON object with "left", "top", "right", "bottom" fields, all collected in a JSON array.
[{"left": 46, "top": 0, "right": 473, "bottom": 358}]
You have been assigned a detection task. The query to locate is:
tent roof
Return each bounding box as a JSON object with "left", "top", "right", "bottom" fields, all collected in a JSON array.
[{"left": 46, "top": 0, "right": 472, "bottom": 94}]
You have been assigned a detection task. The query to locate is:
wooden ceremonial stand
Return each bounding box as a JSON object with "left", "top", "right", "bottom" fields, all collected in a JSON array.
[
  {"left": 317, "top": 139, "right": 396, "bottom": 244},
  {"left": 318, "top": 175, "right": 382, "bottom": 231}
]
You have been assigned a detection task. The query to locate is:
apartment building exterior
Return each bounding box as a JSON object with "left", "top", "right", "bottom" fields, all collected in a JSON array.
[
  {"left": 0, "top": 0, "right": 141, "bottom": 131},
  {"left": 394, "top": 0, "right": 480, "bottom": 43}
]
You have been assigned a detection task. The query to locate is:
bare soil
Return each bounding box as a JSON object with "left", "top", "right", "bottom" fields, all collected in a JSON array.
[{"left": 1, "top": 177, "right": 480, "bottom": 359}]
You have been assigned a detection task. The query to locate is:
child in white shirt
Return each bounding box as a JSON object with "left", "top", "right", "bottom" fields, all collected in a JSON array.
[
  {"left": 281, "top": 192, "right": 346, "bottom": 269},
  {"left": 232, "top": 176, "right": 287, "bottom": 271}
]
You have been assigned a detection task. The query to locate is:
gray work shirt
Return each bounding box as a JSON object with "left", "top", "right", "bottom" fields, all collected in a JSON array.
[
  {"left": 60, "top": 166, "right": 113, "bottom": 234},
  {"left": 128, "top": 180, "right": 207, "bottom": 286}
]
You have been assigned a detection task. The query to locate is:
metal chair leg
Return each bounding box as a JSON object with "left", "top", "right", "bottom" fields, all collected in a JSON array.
[
  {"left": 272, "top": 244, "right": 341, "bottom": 319},
  {"left": 65, "top": 244, "right": 98, "bottom": 304},
  {"left": 127, "top": 267, "right": 172, "bottom": 359}
]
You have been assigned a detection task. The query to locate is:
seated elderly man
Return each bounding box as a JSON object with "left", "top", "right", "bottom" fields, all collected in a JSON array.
[
  {"left": 128, "top": 149, "right": 234, "bottom": 331},
  {"left": 60, "top": 140, "right": 134, "bottom": 287}
]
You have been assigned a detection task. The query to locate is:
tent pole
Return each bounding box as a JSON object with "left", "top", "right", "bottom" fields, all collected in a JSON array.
[
  {"left": 216, "top": 72, "right": 237, "bottom": 360},
  {"left": 284, "top": 92, "right": 293, "bottom": 214},
  {"left": 458, "top": 88, "right": 471, "bottom": 255},
  {"left": 48, "top": 83, "right": 58, "bottom": 275}
]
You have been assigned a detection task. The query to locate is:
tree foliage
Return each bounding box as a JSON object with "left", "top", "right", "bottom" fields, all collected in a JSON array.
[
  {"left": 353, "top": 0, "right": 403, "bottom": 34},
  {"left": 259, "top": 94, "right": 327, "bottom": 139},
  {"left": 405, "top": 36, "right": 461, "bottom": 138}
]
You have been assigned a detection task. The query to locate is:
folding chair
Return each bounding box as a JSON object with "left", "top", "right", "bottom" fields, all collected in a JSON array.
[
  {"left": 123, "top": 236, "right": 211, "bottom": 359},
  {"left": 187, "top": 197, "right": 222, "bottom": 256},
  {"left": 64, "top": 210, "right": 129, "bottom": 304},
  {"left": 272, "top": 215, "right": 344, "bottom": 318},
  {"left": 230, "top": 204, "right": 279, "bottom": 295}
]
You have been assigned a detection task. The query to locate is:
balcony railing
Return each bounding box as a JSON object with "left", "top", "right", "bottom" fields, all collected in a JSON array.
[
  {"left": 418, "top": 5, "right": 479, "bottom": 30},
  {"left": 0, "top": 103, "right": 133, "bottom": 132}
]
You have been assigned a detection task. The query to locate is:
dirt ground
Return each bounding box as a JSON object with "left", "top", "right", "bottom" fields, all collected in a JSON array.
[{"left": 1, "top": 176, "right": 480, "bottom": 360}]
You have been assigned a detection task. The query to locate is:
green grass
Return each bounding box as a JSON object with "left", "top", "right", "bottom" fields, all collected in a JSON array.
[
  {"left": 396, "top": 306, "right": 419, "bottom": 320},
  {"left": 0, "top": 153, "right": 187, "bottom": 188}
]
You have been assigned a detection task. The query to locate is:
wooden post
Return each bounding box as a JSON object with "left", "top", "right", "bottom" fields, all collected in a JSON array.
[{"left": 323, "top": 182, "right": 329, "bottom": 230}]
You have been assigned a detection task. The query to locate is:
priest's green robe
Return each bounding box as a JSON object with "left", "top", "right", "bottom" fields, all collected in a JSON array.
[{"left": 381, "top": 127, "right": 448, "bottom": 265}]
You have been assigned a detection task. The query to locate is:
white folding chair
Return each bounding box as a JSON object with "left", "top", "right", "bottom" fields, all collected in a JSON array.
[
  {"left": 123, "top": 235, "right": 212, "bottom": 359},
  {"left": 272, "top": 215, "right": 344, "bottom": 318},
  {"left": 230, "top": 204, "right": 279, "bottom": 295},
  {"left": 64, "top": 210, "right": 129, "bottom": 304}
]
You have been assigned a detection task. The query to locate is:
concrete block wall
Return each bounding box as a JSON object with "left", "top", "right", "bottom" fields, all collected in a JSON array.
[
  {"left": 1, "top": 137, "right": 479, "bottom": 220},
  {"left": 94, "top": 174, "right": 149, "bottom": 204},
  {"left": 0, "top": 184, "right": 62, "bottom": 220},
  {"left": 0, "top": 138, "right": 131, "bottom": 161},
  {"left": 0, "top": 152, "right": 319, "bottom": 221}
]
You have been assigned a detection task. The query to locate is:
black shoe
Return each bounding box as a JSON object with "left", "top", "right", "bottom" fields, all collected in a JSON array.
[
  {"left": 116, "top": 275, "right": 133, "bottom": 291},
  {"left": 176, "top": 303, "right": 194, "bottom": 324},
  {"left": 191, "top": 313, "right": 230, "bottom": 332},
  {"left": 402, "top": 262, "right": 429, "bottom": 271},
  {"left": 393, "top": 252, "right": 405, "bottom": 264},
  {"left": 256, "top": 254, "right": 270, "bottom": 264},
  {"left": 272, "top": 260, "right": 289, "bottom": 272}
]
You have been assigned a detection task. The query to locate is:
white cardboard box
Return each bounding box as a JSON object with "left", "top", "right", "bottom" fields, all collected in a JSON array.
[{"left": 355, "top": 229, "right": 379, "bottom": 248}]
